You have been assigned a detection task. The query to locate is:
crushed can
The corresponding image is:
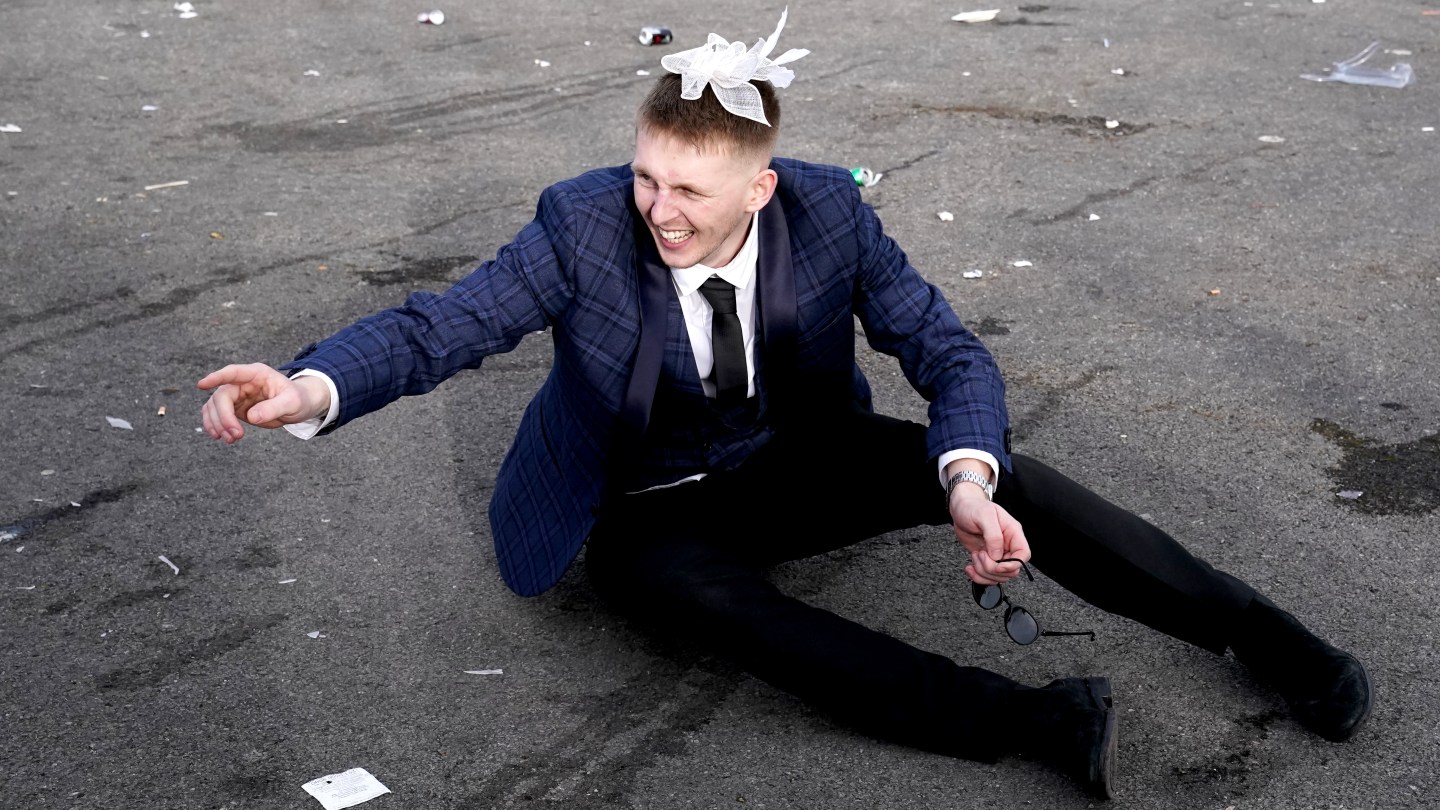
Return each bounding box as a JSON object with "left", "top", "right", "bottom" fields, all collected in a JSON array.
[{"left": 638, "top": 26, "right": 673, "bottom": 46}]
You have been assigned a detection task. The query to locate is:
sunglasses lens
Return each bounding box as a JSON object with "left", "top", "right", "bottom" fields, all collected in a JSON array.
[
  {"left": 1005, "top": 606, "right": 1040, "bottom": 645},
  {"left": 972, "top": 582, "right": 1003, "bottom": 610}
]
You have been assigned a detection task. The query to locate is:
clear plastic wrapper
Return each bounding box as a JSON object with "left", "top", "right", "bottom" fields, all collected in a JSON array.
[{"left": 1301, "top": 41, "right": 1413, "bottom": 88}]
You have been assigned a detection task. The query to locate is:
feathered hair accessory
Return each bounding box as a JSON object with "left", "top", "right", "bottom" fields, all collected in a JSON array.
[{"left": 659, "top": 7, "right": 810, "bottom": 126}]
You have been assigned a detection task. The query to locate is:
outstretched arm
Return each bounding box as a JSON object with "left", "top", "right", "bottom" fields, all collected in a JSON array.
[{"left": 198, "top": 363, "right": 332, "bottom": 444}]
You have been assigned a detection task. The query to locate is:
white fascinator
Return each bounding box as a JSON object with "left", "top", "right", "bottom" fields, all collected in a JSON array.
[{"left": 659, "top": 7, "right": 810, "bottom": 126}]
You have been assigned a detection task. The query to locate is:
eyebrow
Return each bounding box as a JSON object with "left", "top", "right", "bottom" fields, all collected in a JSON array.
[{"left": 630, "top": 165, "right": 706, "bottom": 195}]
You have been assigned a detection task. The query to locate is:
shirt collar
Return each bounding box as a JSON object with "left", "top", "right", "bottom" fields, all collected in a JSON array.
[{"left": 670, "top": 211, "right": 759, "bottom": 296}]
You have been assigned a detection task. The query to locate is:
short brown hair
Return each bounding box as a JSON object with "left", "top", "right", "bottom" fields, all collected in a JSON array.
[{"left": 637, "top": 72, "right": 780, "bottom": 158}]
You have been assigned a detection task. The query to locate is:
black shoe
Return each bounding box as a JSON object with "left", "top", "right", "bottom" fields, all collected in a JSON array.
[
  {"left": 1019, "top": 677, "right": 1118, "bottom": 800},
  {"left": 1231, "top": 595, "right": 1374, "bottom": 742}
]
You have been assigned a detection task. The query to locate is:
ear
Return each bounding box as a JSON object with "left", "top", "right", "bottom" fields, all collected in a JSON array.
[{"left": 744, "top": 168, "right": 778, "bottom": 213}]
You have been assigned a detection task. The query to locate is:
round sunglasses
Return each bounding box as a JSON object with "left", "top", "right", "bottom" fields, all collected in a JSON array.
[{"left": 971, "top": 558, "right": 1096, "bottom": 645}]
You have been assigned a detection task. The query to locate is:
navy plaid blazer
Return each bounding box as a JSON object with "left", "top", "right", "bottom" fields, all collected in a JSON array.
[{"left": 282, "top": 158, "right": 1011, "bottom": 597}]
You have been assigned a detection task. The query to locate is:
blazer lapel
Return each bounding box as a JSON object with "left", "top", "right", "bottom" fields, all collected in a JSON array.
[
  {"left": 620, "top": 197, "right": 670, "bottom": 440},
  {"left": 756, "top": 194, "right": 798, "bottom": 403}
]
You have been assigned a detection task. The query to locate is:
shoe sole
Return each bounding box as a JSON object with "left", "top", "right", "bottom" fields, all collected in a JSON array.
[{"left": 1086, "top": 677, "right": 1118, "bottom": 800}]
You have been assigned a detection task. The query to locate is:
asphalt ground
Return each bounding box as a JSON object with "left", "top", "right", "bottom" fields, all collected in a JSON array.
[{"left": 2, "top": 1, "right": 1437, "bottom": 808}]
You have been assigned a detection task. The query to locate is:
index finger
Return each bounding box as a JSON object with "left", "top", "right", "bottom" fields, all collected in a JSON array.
[{"left": 197, "top": 363, "right": 262, "bottom": 392}]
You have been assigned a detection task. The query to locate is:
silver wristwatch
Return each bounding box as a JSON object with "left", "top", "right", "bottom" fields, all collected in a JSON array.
[{"left": 945, "top": 470, "right": 995, "bottom": 502}]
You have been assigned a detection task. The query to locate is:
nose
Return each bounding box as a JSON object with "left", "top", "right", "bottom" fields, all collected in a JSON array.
[{"left": 649, "top": 188, "right": 677, "bottom": 226}]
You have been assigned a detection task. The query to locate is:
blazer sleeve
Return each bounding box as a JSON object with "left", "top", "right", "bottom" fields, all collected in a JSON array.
[
  {"left": 279, "top": 185, "right": 582, "bottom": 431},
  {"left": 847, "top": 187, "right": 1013, "bottom": 472}
]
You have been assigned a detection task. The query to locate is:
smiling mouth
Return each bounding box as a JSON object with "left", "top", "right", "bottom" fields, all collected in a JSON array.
[{"left": 658, "top": 228, "right": 694, "bottom": 246}]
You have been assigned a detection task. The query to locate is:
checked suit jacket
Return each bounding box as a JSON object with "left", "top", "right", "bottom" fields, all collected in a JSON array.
[{"left": 281, "top": 158, "right": 1011, "bottom": 598}]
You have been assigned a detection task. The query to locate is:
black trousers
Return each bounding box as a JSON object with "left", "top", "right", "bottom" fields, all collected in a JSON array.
[{"left": 585, "top": 410, "right": 1256, "bottom": 760}]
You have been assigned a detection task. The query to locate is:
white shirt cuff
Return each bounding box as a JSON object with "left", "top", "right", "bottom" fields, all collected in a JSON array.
[
  {"left": 281, "top": 369, "right": 340, "bottom": 440},
  {"left": 937, "top": 449, "right": 1000, "bottom": 491}
]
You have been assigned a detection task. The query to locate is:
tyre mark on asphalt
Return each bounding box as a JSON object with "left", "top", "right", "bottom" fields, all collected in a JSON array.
[
  {"left": 1009, "top": 364, "right": 1121, "bottom": 439},
  {"left": 0, "top": 483, "right": 142, "bottom": 543},
  {"left": 0, "top": 203, "right": 526, "bottom": 361},
  {"left": 211, "top": 66, "right": 648, "bottom": 153},
  {"left": 94, "top": 612, "right": 288, "bottom": 689},
  {"left": 879, "top": 148, "right": 943, "bottom": 178},
  {"left": 911, "top": 104, "right": 1154, "bottom": 139},
  {"left": 454, "top": 664, "right": 742, "bottom": 807},
  {"left": 901, "top": 105, "right": 1288, "bottom": 228},
  {"left": 1013, "top": 144, "right": 1275, "bottom": 226},
  {"left": 0, "top": 287, "right": 137, "bottom": 330}
]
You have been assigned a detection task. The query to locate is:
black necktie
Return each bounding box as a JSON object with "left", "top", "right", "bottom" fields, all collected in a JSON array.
[{"left": 697, "top": 277, "right": 747, "bottom": 406}]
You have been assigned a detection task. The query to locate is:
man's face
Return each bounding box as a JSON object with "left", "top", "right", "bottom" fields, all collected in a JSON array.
[{"left": 632, "top": 126, "right": 775, "bottom": 269}]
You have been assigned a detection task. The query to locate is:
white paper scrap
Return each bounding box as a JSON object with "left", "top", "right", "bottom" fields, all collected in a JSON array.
[
  {"left": 158, "top": 555, "right": 180, "bottom": 575},
  {"left": 142, "top": 105, "right": 159, "bottom": 111},
  {"left": 301, "top": 767, "right": 391, "bottom": 810},
  {"left": 1104, "top": 119, "right": 1119, "bottom": 129},
  {"left": 278, "top": 578, "right": 298, "bottom": 584},
  {"left": 962, "top": 269, "right": 983, "bottom": 279},
  {"left": 1, "top": 124, "right": 22, "bottom": 134},
  {"left": 1088, "top": 213, "right": 1100, "bottom": 221},
  {"left": 636, "top": 69, "right": 651, "bottom": 76},
  {"left": 107, "top": 416, "right": 134, "bottom": 430},
  {"left": 307, "top": 630, "right": 327, "bottom": 638},
  {"left": 937, "top": 211, "right": 954, "bottom": 222},
  {"left": 952, "top": 9, "right": 1000, "bottom": 23},
  {"left": 1258, "top": 135, "right": 1285, "bottom": 144},
  {"left": 1111, "top": 68, "right": 1126, "bottom": 75},
  {"left": 1012, "top": 260, "right": 1033, "bottom": 267},
  {"left": 304, "top": 70, "right": 321, "bottom": 77},
  {"left": 464, "top": 669, "right": 504, "bottom": 675},
  {"left": 174, "top": 2, "right": 197, "bottom": 19},
  {"left": 1337, "top": 490, "right": 1363, "bottom": 500}
]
